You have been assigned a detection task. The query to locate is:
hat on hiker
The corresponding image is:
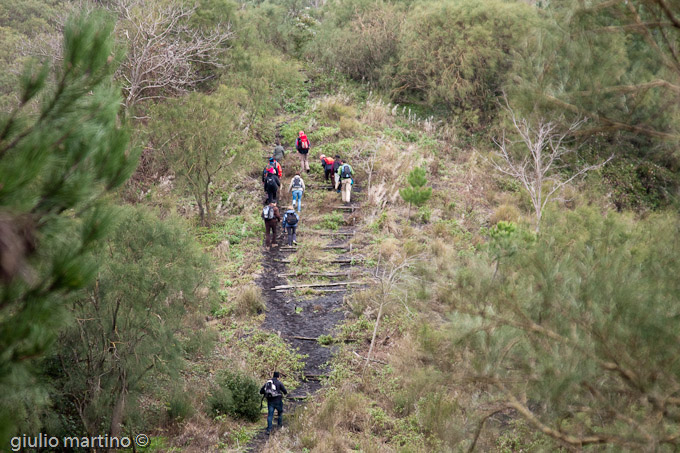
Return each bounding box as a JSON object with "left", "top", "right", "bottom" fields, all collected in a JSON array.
[
  {"left": 273, "top": 371, "right": 280, "bottom": 378},
  {"left": 299, "top": 131, "right": 304, "bottom": 137},
  {"left": 269, "top": 157, "right": 275, "bottom": 162},
  {"left": 334, "top": 154, "right": 340, "bottom": 159},
  {"left": 288, "top": 205, "right": 294, "bottom": 211},
  {"left": 319, "top": 154, "right": 326, "bottom": 159}
]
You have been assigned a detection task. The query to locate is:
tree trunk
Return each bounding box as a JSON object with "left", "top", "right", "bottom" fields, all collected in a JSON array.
[
  {"left": 363, "top": 299, "right": 385, "bottom": 377},
  {"left": 109, "top": 376, "right": 127, "bottom": 450},
  {"left": 197, "top": 197, "right": 205, "bottom": 226},
  {"left": 204, "top": 186, "right": 211, "bottom": 226}
]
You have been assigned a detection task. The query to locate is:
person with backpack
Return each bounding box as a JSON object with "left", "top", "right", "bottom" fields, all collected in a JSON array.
[
  {"left": 259, "top": 371, "right": 288, "bottom": 435},
  {"left": 331, "top": 155, "right": 343, "bottom": 193},
  {"left": 337, "top": 161, "right": 354, "bottom": 204},
  {"left": 288, "top": 172, "right": 305, "bottom": 213},
  {"left": 264, "top": 169, "right": 280, "bottom": 205},
  {"left": 273, "top": 140, "right": 285, "bottom": 163},
  {"left": 261, "top": 202, "right": 281, "bottom": 249},
  {"left": 319, "top": 154, "right": 335, "bottom": 183},
  {"left": 295, "top": 131, "right": 310, "bottom": 173},
  {"left": 282, "top": 206, "right": 300, "bottom": 246}
]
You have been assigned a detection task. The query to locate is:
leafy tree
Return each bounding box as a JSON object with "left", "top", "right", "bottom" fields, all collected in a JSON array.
[
  {"left": 400, "top": 167, "right": 432, "bottom": 218},
  {"left": 453, "top": 208, "right": 680, "bottom": 449},
  {"left": 0, "top": 12, "right": 138, "bottom": 443},
  {"left": 152, "top": 86, "right": 247, "bottom": 226},
  {"left": 392, "top": 0, "right": 536, "bottom": 127},
  {"left": 48, "top": 207, "right": 212, "bottom": 439}
]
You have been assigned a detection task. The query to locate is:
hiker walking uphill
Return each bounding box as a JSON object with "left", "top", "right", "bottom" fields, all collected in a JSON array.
[
  {"left": 289, "top": 172, "right": 305, "bottom": 213},
  {"left": 282, "top": 206, "right": 300, "bottom": 246},
  {"left": 260, "top": 372, "right": 288, "bottom": 435},
  {"left": 261, "top": 202, "right": 281, "bottom": 249},
  {"left": 273, "top": 140, "right": 285, "bottom": 163},
  {"left": 337, "top": 161, "right": 354, "bottom": 204},
  {"left": 332, "top": 155, "right": 343, "bottom": 193},
  {"left": 263, "top": 170, "right": 280, "bottom": 204},
  {"left": 319, "top": 154, "right": 335, "bottom": 183},
  {"left": 295, "top": 131, "right": 311, "bottom": 173}
]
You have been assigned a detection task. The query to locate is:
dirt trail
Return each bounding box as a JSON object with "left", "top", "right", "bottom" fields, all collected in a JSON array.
[{"left": 245, "top": 173, "right": 362, "bottom": 452}]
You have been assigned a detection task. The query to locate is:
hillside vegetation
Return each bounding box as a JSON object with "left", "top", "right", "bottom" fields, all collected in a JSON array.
[{"left": 1, "top": 0, "right": 679, "bottom": 452}]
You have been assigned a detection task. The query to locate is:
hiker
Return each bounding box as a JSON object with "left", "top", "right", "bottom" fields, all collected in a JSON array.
[
  {"left": 270, "top": 157, "right": 283, "bottom": 179},
  {"left": 288, "top": 172, "right": 305, "bottom": 213},
  {"left": 264, "top": 170, "right": 280, "bottom": 205},
  {"left": 319, "top": 154, "right": 335, "bottom": 183},
  {"left": 260, "top": 371, "right": 288, "bottom": 435},
  {"left": 295, "top": 131, "right": 310, "bottom": 173},
  {"left": 261, "top": 202, "right": 281, "bottom": 249},
  {"left": 331, "top": 155, "right": 343, "bottom": 193},
  {"left": 337, "top": 161, "right": 354, "bottom": 204},
  {"left": 282, "top": 206, "right": 300, "bottom": 246},
  {"left": 273, "top": 140, "right": 285, "bottom": 163}
]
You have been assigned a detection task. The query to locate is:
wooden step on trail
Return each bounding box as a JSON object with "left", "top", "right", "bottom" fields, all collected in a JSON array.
[
  {"left": 333, "top": 205, "right": 358, "bottom": 211},
  {"left": 276, "top": 288, "right": 348, "bottom": 293},
  {"left": 279, "top": 245, "right": 349, "bottom": 252},
  {"left": 270, "top": 281, "right": 363, "bottom": 291},
  {"left": 274, "top": 257, "right": 363, "bottom": 264},
  {"left": 277, "top": 272, "right": 355, "bottom": 278}
]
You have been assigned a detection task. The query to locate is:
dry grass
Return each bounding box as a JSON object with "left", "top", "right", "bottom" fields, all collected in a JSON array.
[
  {"left": 233, "top": 284, "right": 265, "bottom": 316},
  {"left": 360, "top": 99, "right": 394, "bottom": 128},
  {"left": 489, "top": 203, "right": 521, "bottom": 224}
]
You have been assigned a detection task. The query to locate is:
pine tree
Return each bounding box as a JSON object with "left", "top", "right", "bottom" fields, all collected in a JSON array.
[
  {"left": 399, "top": 167, "right": 432, "bottom": 218},
  {"left": 0, "top": 12, "right": 138, "bottom": 443}
]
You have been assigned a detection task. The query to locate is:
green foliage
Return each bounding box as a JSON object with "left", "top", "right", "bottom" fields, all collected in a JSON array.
[
  {"left": 0, "top": 12, "right": 138, "bottom": 443},
  {"left": 48, "top": 206, "right": 211, "bottom": 438},
  {"left": 165, "top": 388, "right": 195, "bottom": 424},
  {"left": 400, "top": 167, "right": 432, "bottom": 215},
  {"left": 602, "top": 158, "right": 678, "bottom": 211},
  {"left": 453, "top": 207, "right": 680, "bottom": 448},
  {"left": 239, "top": 330, "right": 307, "bottom": 383},
  {"left": 315, "top": 212, "right": 344, "bottom": 230},
  {"left": 208, "top": 370, "right": 261, "bottom": 421},
  {"left": 393, "top": 0, "right": 536, "bottom": 127}
]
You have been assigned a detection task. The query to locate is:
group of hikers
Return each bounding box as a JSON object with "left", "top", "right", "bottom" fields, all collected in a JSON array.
[{"left": 261, "top": 130, "right": 354, "bottom": 249}]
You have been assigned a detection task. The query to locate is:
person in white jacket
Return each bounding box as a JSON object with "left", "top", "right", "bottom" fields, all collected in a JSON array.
[{"left": 289, "top": 172, "right": 305, "bottom": 213}]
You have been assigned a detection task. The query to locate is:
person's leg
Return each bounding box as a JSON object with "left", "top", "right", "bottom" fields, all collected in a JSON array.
[
  {"left": 286, "top": 226, "right": 292, "bottom": 246},
  {"left": 335, "top": 173, "right": 341, "bottom": 192},
  {"left": 271, "top": 222, "right": 278, "bottom": 245},
  {"left": 276, "top": 400, "right": 284, "bottom": 427},
  {"left": 292, "top": 226, "right": 297, "bottom": 244},
  {"left": 293, "top": 190, "right": 302, "bottom": 212},
  {"left": 267, "top": 403, "right": 275, "bottom": 433},
  {"left": 265, "top": 222, "right": 272, "bottom": 247},
  {"left": 347, "top": 180, "right": 352, "bottom": 203},
  {"left": 340, "top": 180, "right": 347, "bottom": 203},
  {"left": 303, "top": 153, "right": 310, "bottom": 171},
  {"left": 299, "top": 153, "right": 305, "bottom": 173}
]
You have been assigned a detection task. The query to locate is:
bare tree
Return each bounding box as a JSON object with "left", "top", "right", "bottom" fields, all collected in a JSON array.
[
  {"left": 112, "top": 0, "right": 234, "bottom": 110},
  {"left": 492, "top": 106, "right": 612, "bottom": 232}
]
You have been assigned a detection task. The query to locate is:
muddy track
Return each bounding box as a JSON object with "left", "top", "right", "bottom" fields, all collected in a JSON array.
[{"left": 245, "top": 206, "right": 358, "bottom": 452}]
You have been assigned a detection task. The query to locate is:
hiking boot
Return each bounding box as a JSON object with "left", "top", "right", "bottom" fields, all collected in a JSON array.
[
  {"left": 293, "top": 240, "right": 298, "bottom": 245},
  {"left": 272, "top": 243, "right": 279, "bottom": 247}
]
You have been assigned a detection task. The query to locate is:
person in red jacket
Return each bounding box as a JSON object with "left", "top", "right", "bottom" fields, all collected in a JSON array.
[
  {"left": 319, "top": 154, "right": 335, "bottom": 183},
  {"left": 295, "top": 131, "right": 310, "bottom": 173}
]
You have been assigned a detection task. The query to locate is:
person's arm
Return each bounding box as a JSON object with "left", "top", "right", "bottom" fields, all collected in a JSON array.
[
  {"left": 260, "top": 385, "right": 265, "bottom": 395},
  {"left": 301, "top": 179, "right": 305, "bottom": 191},
  {"left": 279, "top": 382, "right": 288, "bottom": 395},
  {"left": 274, "top": 207, "right": 281, "bottom": 221}
]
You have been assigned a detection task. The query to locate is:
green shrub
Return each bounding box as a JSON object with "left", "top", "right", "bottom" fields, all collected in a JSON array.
[
  {"left": 166, "top": 389, "right": 194, "bottom": 424},
  {"left": 208, "top": 371, "right": 261, "bottom": 421}
]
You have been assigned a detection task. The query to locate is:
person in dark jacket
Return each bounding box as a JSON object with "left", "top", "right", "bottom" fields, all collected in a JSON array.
[
  {"left": 261, "top": 202, "right": 281, "bottom": 249},
  {"left": 259, "top": 371, "right": 288, "bottom": 434},
  {"left": 331, "top": 155, "right": 343, "bottom": 193},
  {"left": 281, "top": 206, "right": 300, "bottom": 246},
  {"left": 319, "top": 154, "right": 335, "bottom": 183},
  {"left": 264, "top": 170, "right": 280, "bottom": 205}
]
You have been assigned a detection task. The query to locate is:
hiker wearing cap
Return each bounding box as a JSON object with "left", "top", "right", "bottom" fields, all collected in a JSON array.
[
  {"left": 288, "top": 172, "right": 305, "bottom": 213},
  {"left": 261, "top": 202, "right": 281, "bottom": 249},
  {"left": 260, "top": 371, "right": 288, "bottom": 435},
  {"left": 331, "top": 155, "right": 343, "bottom": 193},
  {"left": 282, "top": 206, "right": 300, "bottom": 246},
  {"left": 319, "top": 154, "right": 335, "bottom": 183},
  {"left": 295, "top": 131, "right": 311, "bottom": 173},
  {"left": 273, "top": 140, "right": 285, "bottom": 163},
  {"left": 337, "top": 161, "right": 354, "bottom": 204},
  {"left": 269, "top": 157, "right": 283, "bottom": 179}
]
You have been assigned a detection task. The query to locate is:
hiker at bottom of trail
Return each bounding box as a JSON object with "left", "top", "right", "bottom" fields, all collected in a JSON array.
[
  {"left": 264, "top": 170, "right": 280, "bottom": 204},
  {"left": 260, "top": 371, "right": 288, "bottom": 435},
  {"left": 332, "top": 155, "right": 343, "bottom": 193},
  {"left": 282, "top": 206, "right": 299, "bottom": 246},
  {"left": 289, "top": 172, "right": 305, "bottom": 213},
  {"left": 261, "top": 202, "right": 281, "bottom": 249},
  {"left": 295, "top": 130, "right": 311, "bottom": 173},
  {"left": 337, "top": 161, "right": 354, "bottom": 204},
  {"left": 319, "top": 154, "right": 335, "bottom": 183}
]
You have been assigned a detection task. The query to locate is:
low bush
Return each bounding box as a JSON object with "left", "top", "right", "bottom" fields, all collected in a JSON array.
[{"left": 208, "top": 370, "right": 261, "bottom": 421}]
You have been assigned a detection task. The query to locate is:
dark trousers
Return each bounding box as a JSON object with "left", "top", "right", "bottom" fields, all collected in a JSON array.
[
  {"left": 266, "top": 187, "right": 278, "bottom": 204},
  {"left": 264, "top": 220, "right": 278, "bottom": 247},
  {"left": 324, "top": 167, "right": 333, "bottom": 182},
  {"left": 286, "top": 225, "right": 297, "bottom": 245},
  {"left": 267, "top": 399, "right": 283, "bottom": 432}
]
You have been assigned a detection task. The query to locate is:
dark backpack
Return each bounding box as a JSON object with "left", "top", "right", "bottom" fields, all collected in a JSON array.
[
  {"left": 285, "top": 211, "right": 298, "bottom": 226},
  {"left": 265, "top": 175, "right": 278, "bottom": 190},
  {"left": 292, "top": 176, "right": 303, "bottom": 189},
  {"left": 262, "top": 205, "right": 275, "bottom": 220},
  {"left": 264, "top": 380, "right": 281, "bottom": 398},
  {"left": 340, "top": 164, "right": 352, "bottom": 179},
  {"left": 263, "top": 165, "right": 275, "bottom": 180}
]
